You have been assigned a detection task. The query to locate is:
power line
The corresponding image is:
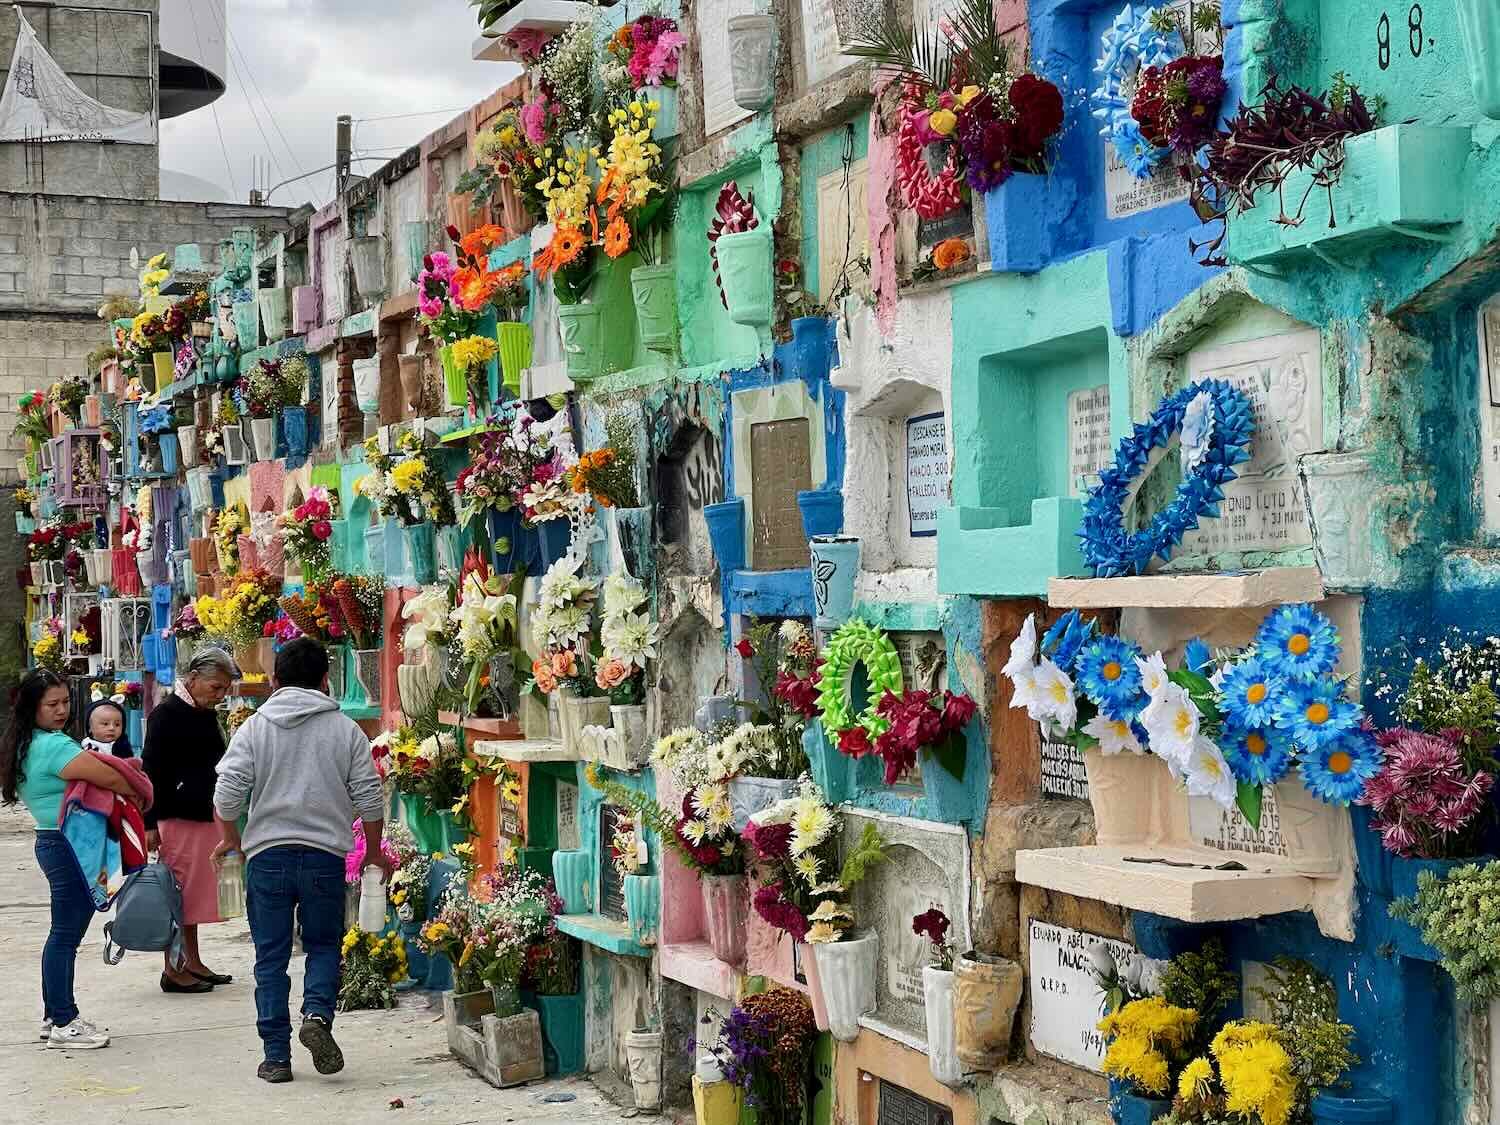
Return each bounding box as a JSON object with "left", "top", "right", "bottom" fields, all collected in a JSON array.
[
  {"left": 353, "top": 108, "right": 471, "bottom": 123},
  {"left": 217, "top": 24, "right": 284, "bottom": 184},
  {"left": 205, "top": 1, "right": 311, "bottom": 202},
  {"left": 185, "top": 1, "right": 236, "bottom": 200}
]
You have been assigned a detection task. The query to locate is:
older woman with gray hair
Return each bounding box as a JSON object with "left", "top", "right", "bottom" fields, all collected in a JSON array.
[{"left": 142, "top": 647, "right": 241, "bottom": 993}]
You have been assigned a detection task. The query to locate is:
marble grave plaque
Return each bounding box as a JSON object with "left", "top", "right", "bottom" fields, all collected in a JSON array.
[
  {"left": 556, "top": 779, "right": 580, "bottom": 852},
  {"left": 1029, "top": 919, "right": 1135, "bottom": 1072},
  {"left": 1067, "top": 385, "right": 1111, "bottom": 497}
]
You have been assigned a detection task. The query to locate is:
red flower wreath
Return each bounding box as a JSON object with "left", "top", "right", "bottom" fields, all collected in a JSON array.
[{"left": 896, "top": 97, "right": 964, "bottom": 220}]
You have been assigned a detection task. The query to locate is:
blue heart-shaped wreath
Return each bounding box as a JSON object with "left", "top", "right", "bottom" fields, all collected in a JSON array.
[{"left": 1079, "top": 379, "right": 1254, "bottom": 577}]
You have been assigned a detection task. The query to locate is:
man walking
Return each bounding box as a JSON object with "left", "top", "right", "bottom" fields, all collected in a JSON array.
[{"left": 213, "top": 637, "right": 392, "bottom": 1084}]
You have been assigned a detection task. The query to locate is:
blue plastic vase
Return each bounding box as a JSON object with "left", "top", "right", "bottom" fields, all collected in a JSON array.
[
  {"left": 785, "top": 316, "right": 834, "bottom": 382},
  {"left": 809, "top": 536, "right": 860, "bottom": 629},
  {"left": 703, "top": 498, "right": 746, "bottom": 572},
  {"left": 403, "top": 522, "right": 438, "bottom": 586},
  {"left": 281, "top": 406, "right": 308, "bottom": 458},
  {"left": 985, "top": 172, "right": 1053, "bottom": 274},
  {"left": 536, "top": 518, "right": 571, "bottom": 571},
  {"left": 1310, "top": 1095, "right": 1395, "bottom": 1124},
  {"left": 534, "top": 992, "right": 586, "bottom": 1076},
  {"left": 1108, "top": 1080, "right": 1170, "bottom": 1125},
  {"left": 158, "top": 433, "right": 179, "bottom": 476},
  {"left": 486, "top": 508, "right": 523, "bottom": 573},
  {"left": 797, "top": 488, "right": 844, "bottom": 539}
]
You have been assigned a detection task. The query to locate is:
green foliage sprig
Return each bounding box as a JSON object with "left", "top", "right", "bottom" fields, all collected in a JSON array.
[
  {"left": 1391, "top": 862, "right": 1500, "bottom": 1004},
  {"left": 843, "top": 0, "right": 1012, "bottom": 96},
  {"left": 1253, "top": 958, "right": 1358, "bottom": 1111},
  {"left": 1160, "top": 939, "right": 1240, "bottom": 1056},
  {"left": 837, "top": 822, "right": 889, "bottom": 889}
]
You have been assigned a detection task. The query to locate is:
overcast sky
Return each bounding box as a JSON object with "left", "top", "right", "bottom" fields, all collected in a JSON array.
[{"left": 159, "top": 0, "right": 518, "bottom": 208}]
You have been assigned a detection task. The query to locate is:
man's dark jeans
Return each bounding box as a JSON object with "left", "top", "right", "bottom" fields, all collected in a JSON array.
[{"left": 247, "top": 845, "right": 344, "bottom": 1064}]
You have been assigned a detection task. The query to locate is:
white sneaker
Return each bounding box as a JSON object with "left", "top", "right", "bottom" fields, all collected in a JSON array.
[{"left": 46, "top": 1019, "right": 109, "bottom": 1050}]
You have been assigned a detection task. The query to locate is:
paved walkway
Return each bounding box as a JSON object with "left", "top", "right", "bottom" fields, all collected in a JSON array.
[{"left": 0, "top": 804, "right": 637, "bottom": 1124}]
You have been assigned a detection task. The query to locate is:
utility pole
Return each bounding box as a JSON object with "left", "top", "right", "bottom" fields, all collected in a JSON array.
[{"left": 335, "top": 114, "right": 352, "bottom": 192}]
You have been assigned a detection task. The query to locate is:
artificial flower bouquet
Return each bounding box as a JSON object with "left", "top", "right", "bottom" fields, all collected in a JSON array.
[
  {"left": 461, "top": 95, "right": 564, "bottom": 225},
  {"left": 381, "top": 726, "right": 469, "bottom": 816},
  {"left": 237, "top": 355, "right": 307, "bottom": 418},
  {"left": 277, "top": 583, "right": 346, "bottom": 647},
  {"left": 706, "top": 988, "right": 819, "bottom": 1125},
  {"left": 594, "top": 98, "right": 674, "bottom": 267},
  {"left": 27, "top": 526, "right": 64, "bottom": 562},
  {"left": 528, "top": 554, "right": 600, "bottom": 695},
  {"left": 385, "top": 821, "right": 434, "bottom": 923},
  {"left": 212, "top": 505, "right": 247, "bottom": 574},
  {"left": 417, "top": 222, "right": 510, "bottom": 346},
  {"left": 596, "top": 573, "right": 657, "bottom": 705},
  {"left": 1093, "top": 2, "right": 1227, "bottom": 182},
  {"left": 168, "top": 602, "right": 206, "bottom": 642},
  {"left": 48, "top": 376, "right": 89, "bottom": 423},
  {"left": 569, "top": 412, "right": 641, "bottom": 510},
  {"left": 603, "top": 14, "right": 686, "bottom": 92},
  {"left": 835, "top": 685, "right": 977, "bottom": 785},
  {"left": 846, "top": 0, "right": 1065, "bottom": 212},
  {"left": 586, "top": 760, "right": 746, "bottom": 880},
  {"left": 330, "top": 574, "right": 386, "bottom": 650},
  {"left": 401, "top": 582, "right": 455, "bottom": 658},
  {"left": 32, "top": 619, "right": 65, "bottom": 672},
  {"left": 450, "top": 564, "right": 522, "bottom": 716},
  {"left": 418, "top": 864, "right": 562, "bottom": 995},
  {"left": 746, "top": 779, "right": 888, "bottom": 944},
  {"left": 1004, "top": 603, "right": 1380, "bottom": 824},
  {"left": 276, "top": 484, "right": 338, "bottom": 581},
  {"left": 609, "top": 812, "right": 645, "bottom": 876},
  {"left": 13, "top": 390, "right": 53, "bottom": 446},
  {"left": 360, "top": 431, "right": 457, "bottom": 528},
  {"left": 454, "top": 404, "right": 555, "bottom": 527},
  {"left": 736, "top": 619, "right": 820, "bottom": 776}
]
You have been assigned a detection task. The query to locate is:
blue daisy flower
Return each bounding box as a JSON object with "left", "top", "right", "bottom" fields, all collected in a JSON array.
[
  {"left": 1273, "top": 678, "right": 1360, "bottom": 750},
  {"left": 1256, "top": 603, "right": 1339, "bottom": 682},
  {"left": 1183, "top": 637, "right": 1213, "bottom": 676},
  {"left": 1220, "top": 722, "right": 1294, "bottom": 786},
  {"left": 1075, "top": 636, "right": 1145, "bottom": 720},
  {"left": 1219, "top": 656, "right": 1285, "bottom": 729},
  {"left": 1298, "top": 728, "right": 1382, "bottom": 806},
  {"left": 1041, "top": 610, "right": 1096, "bottom": 673}
]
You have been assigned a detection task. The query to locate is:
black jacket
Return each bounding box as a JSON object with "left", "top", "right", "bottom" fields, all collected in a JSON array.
[{"left": 141, "top": 694, "right": 226, "bottom": 827}]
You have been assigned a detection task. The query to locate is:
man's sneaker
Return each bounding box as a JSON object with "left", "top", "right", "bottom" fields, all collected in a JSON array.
[
  {"left": 257, "top": 1061, "right": 293, "bottom": 1084},
  {"left": 38, "top": 1019, "right": 51, "bottom": 1041},
  {"left": 298, "top": 1015, "right": 344, "bottom": 1075},
  {"left": 46, "top": 1019, "right": 109, "bottom": 1050}
]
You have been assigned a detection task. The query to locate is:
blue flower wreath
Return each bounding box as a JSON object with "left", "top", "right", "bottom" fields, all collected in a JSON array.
[
  {"left": 1090, "top": 4, "right": 1180, "bottom": 180},
  {"left": 1079, "top": 379, "right": 1254, "bottom": 577}
]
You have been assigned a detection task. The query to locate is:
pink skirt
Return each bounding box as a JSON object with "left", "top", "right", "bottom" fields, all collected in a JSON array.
[{"left": 158, "top": 818, "right": 222, "bottom": 925}]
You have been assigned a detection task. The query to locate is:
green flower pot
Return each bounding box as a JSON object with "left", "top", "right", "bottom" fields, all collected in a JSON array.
[
  {"left": 398, "top": 792, "right": 460, "bottom": 856},
  {"left": 714, "top": 227, "right": 773, "bottom": 327},
  {"left": 439, "top": 345, "right": 467, "bottom": 411},
  {"left": 496, "top": 321, "right": 532, "bottom": 396},
  {"left": 624, "top": 873, "right": 660, "bottom": 947},
  {"left": 630, "top": 264, "right": 677, "bottom": 354},
  {"left": 556, "top": 302, "right": 603, "bottom": 381}
]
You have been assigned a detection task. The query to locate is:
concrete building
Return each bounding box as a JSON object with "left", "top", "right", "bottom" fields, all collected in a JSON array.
[{"left": 0, "top": 0, "right": 289, "bottom": 475}]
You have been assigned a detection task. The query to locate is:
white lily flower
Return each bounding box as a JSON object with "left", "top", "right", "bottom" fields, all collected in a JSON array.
[
  {"left": 1032, "top": 658, "right": 1077, "bottom": 730},
  {"left": 1003, "top": 614, "right": 1038, "bottom": 680},
  {"left": 1083, "top": 712, "right": 1143, "bottom": 756},
  {"left": 1182, "top": 736, "right": 1236, "bottom": 809},
  {"left": 1136, "top": 652, "right": 1170, "bottom": 699},
  {"left": 1140, "top": 682, "right": 1200, "bottom": 769}
]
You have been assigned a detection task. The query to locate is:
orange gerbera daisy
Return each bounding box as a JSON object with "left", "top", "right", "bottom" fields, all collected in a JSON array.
[
  {"left": 459, "top": 223, "right": 507, "bottom": 260},
  {"left": 453, "top": 265, "right": 502, "bottom": 310},
  {"left": 603, "top": 216, "right": 632, "bottom": 259},
  {"left": 534, "top": 224, "right": 585, "bottom": 280}
]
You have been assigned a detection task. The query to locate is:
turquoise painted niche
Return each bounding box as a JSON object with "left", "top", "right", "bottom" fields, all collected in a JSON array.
[{"left": 939, "top": 254, "right": 1128, "bottom": 596}]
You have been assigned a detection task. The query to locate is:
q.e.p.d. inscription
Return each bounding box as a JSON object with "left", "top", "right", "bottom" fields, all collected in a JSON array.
[{"left": 1028, "top": 920, "right": 1134, "bottom": 1072}]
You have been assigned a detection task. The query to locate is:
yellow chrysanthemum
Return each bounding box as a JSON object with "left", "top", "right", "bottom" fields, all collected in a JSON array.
[
  {"left": 390, "top": 458, "right": 425, "bottom": 494},
  {"left": 1177, "top": 1056, "right": 1215, "bottom": 1102},
  {"left": 1101, "top": 1034, "right": 1170, "bottom": 1096}
]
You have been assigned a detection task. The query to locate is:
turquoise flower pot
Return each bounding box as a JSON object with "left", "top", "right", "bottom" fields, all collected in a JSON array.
[
  {"left": 623, "top": 873, "right": 659, "bottom": 947},
  {"left": 809, "top": 536, "right": 860, "bottom": 630},
  {"left": 403, "top": 521, "right": 437, "bottom": 585},
  {"left": 703, "top": 498, "right": 746, "bottom": 572},
  {"left": 552, "top": 849, "right": 592, "bottom": 914}
]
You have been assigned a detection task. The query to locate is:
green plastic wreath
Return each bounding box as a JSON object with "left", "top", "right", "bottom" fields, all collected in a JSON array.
[{"left": 817, "top": 620, "right": 904, "bottom": 737}]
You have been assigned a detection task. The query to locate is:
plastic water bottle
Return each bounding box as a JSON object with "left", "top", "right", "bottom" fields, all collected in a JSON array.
[
  {"left": 358, "top": 866, "right": 387, "bottom": 932},
  {"left": 216, "top": 850, "right": 246, "bottom": 920}
]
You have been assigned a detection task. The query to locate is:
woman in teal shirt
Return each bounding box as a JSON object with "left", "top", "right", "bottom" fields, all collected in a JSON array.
[{"left": 1, "top": 669, "right": 143, "bottom": 1050}]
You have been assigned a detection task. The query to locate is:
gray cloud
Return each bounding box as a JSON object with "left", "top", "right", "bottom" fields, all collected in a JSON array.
[{"left": 160, "top": 0, "right": 518, "bottom": 207}]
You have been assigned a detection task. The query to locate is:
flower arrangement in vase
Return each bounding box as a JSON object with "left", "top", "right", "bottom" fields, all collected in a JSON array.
[
  {"left": 450, "top": 562, "right": 523, "bottom": 718},
  {"left": 568, "top": 412, "right": 641, "bottom": 511},
  {"left": 329, "top": 574, "right": 385, "bottom": 651},
  {"left": 276, "top": 583, "right": 347, "bottom": 647},
  {"left": 845, "top": 0, "right": 1065, "bottom": 207},
  {"left": 277, "top": 485, "right": 338, "bottom": 583},
  {"left": 596, "top": 573, "right": 657, "bottom": 706},
  {"left": 602, "top": 14, "right": 686, "bottom": 95},
  {"left": 193, "top": 569, "right": 282, "bottom": 650},
  {"left": 1004, "top": 603, "right": 1380, "bottom": 824},
  {"left": 359, "top": 431, "right": 457, "bottom": 528},
  {"left": 528, "top": 553, "right": 600, "bottom": 697},
  {"left": 460, "top": 93, "right": 566, "bottom": 226},
  {"left": 48, "top": 376, "right": 88, "bottom": 425},
  {"left": 704, "top": 989, "right": 819, "bottom": 1125},
  {"left": 211, "top": 505, "right": 247, "bottom": 575}
]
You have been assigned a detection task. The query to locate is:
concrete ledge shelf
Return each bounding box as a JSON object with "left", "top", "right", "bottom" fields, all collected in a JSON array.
[
  {"left": 1015, "top": 845, "right": 1315, "bottom": 924},
  {"left": 659, "top": 939, "right": 741, "bottom": 998},
  {"left": 554, "top": 912, "right": 653, "bottom": 958},
  {"left": 472, "top": 737, "right": 578, "bottom": 763},
  {"left": 471, "top": 0, "right": 592, "bottom": 62},
  {"left": 440, "top": 712, "right": 524, "bottom": 742},
  {"left": 1230, "top": 124, "right": 1470, "bottom": 267},
  {"left": 1047, "top": 566, "right": 1324, "bottom": 609}
]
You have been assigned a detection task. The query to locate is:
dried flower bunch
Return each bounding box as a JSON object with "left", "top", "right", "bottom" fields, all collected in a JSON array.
[{"left": 706, "top": 988, "right": 819, "bottom": 1125}]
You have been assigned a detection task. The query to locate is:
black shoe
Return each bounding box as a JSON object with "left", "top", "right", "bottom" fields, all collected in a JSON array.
[
  {"left": 257, "top": 1061, "right": 293, "bottom": 1084},
  {"left": 160, "top": 974, "right": 213, "bottom": 994},
  {"left": 188, "top": 969, "right": 233, "bottom": 985},
  {"left": 298, "top": 1015, "right": 344, "bottom": 1075}
]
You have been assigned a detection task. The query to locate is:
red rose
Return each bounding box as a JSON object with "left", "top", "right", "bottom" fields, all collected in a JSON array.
[
  {"left": 312, "top": 520, "right": 333, "bottom": 541},
  {"left": 1130, "top": 65, "right": 1172, "bottom": 147},
  {"left": 942, "top": 691, "right": 977, "bottom": 732},
  {"left": 838, "top": 725, "right": 874, "bottom": 759},
  {"left": 735, "top": 637, "right": 754, "bottom": 658},
  {"left": 1008, "top": 73, "right": 1065, "bottom": 157}
]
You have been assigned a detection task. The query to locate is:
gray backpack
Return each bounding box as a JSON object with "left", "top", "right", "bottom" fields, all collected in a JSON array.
[{"left": 102, "top": 862, "right": 185, "bottom": 967}]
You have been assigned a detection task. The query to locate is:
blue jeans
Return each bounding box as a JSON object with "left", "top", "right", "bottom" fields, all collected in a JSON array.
[
  {"left": 35, "top": 830, "right": 96, "bottom": 1027},
  {"left": 247, "top": 846, "right": 345, "bottom": 1063}
]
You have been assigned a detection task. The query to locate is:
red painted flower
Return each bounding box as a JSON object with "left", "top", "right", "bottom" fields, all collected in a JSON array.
[{"left": 941, "top": 691, "right": 977, "bottom": 733}]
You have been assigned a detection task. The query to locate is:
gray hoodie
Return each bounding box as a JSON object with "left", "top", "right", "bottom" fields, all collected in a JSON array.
[{"left": 213, "top": 687, "right": 385, "bottom": 860}]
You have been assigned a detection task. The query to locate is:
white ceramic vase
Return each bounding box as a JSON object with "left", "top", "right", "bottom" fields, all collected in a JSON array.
[
  {"left": 811, "top": 931, "right": 878, "bottom": 1042},
  {"left": 624, "top": 1028, "right": 663, "bottom": 1110},
  {"left": 923, "top": 965, "right": 962, "bottom": 1087}
]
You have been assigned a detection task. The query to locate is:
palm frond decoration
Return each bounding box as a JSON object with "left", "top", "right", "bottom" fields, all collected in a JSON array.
[{"left": 842, "top": 0, "right": 1012, "bottom": 95}]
